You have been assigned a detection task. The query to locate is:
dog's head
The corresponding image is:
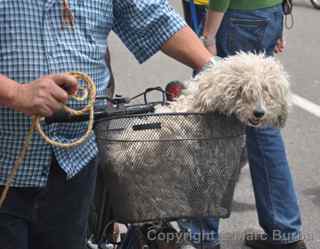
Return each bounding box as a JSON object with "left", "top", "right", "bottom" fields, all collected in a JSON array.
[{"left": 195, "top": 52, "right": 291, "bottom": 128}]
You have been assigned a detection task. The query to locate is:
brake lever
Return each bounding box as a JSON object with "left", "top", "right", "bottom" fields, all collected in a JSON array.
[{"left": 143, "top": 87, "right": 166, "bottom": 105}]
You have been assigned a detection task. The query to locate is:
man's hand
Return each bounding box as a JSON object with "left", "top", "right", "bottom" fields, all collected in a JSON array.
[
  {"left": 13, "top": 74, "right": 78, "bottom": 117},
  {"left": 274, "top": 37, "right": 286, "bottom": 54}
]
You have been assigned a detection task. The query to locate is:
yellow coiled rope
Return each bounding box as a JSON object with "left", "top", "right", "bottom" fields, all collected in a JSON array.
[{"left": 0, "top": 72, "right": 96, "bottom": 207}]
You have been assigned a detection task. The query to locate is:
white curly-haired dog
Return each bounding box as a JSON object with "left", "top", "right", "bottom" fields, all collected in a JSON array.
[
  {"left": 156, "top": 52, "right": 291, "bottom": 128},
  {"left": 103, "top": 52, "right": 291, "bottom": 181}
]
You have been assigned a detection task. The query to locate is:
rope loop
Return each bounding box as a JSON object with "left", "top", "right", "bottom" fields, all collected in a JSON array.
[{"left": 34, "top": 72, "right": 97, "bottom": 148}]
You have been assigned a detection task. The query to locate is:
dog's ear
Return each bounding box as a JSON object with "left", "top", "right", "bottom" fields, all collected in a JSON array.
[{"left": 276, "top": 116, "right": 286, "bottom": 128}]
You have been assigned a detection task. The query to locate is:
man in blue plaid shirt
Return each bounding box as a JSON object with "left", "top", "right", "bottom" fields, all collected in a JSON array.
[{"left": 0, "top": 1, "right": 213, "bottom": 248}]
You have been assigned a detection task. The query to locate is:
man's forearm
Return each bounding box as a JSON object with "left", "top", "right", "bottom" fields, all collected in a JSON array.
[
  {"left": 0, "top": 74, "right": 19, "bottom": 108},
  {"left": 203, "top": 10, "right": 225, "bottom": 39},
  {"left": 160, "top": 26, "right": 212, "bottom": 72}
]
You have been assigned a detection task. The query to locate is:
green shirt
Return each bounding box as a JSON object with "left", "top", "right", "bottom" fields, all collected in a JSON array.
[{"left": 208, "top": 0, "right": 283, "bottom": 12}]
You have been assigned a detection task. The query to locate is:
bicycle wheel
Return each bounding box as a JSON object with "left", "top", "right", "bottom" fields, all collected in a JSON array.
[{"left": 311, "top": 0, "right": 320, "bottom": 9}]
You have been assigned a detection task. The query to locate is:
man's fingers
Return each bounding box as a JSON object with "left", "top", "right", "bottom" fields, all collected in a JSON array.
[
  {"left": 39, "top": 105, "right": 54, "bottom": 117},
  {"left": 50, "top": 74, "right": 78, "bottom": 95},
  {"left": 274, "top": 38, "right": 285, "bottom": 53},
  {"left": 46, "top": 94, "right": 65, "bottom": 114},
  {"left": 50, "top": 81, "right": 70, "bottom": 104}
]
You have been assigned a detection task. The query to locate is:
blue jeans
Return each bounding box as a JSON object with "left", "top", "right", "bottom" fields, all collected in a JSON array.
[
  {"left": 0, "top": 157, "right": 97, "bottom": 249},
  {"left": 180, "top": 5, "right": 302, "bottom": 247}
]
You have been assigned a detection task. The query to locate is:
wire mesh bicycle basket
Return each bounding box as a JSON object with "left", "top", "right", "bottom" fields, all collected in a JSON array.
[{"left": 94, "top": 112, "right": 245, "bottom": 223}]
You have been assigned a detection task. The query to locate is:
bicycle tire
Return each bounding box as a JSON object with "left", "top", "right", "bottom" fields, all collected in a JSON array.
[{"left": 311, "top": 0, "right": 320, "bottom": 9}]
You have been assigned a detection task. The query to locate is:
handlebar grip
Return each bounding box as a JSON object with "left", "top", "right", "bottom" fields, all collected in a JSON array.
[
  {"left": 45, "top": 110, "right": 74, "bottom": 124},
  {"left": 45, "top": 104, "right": 155, "bottom": 124}
]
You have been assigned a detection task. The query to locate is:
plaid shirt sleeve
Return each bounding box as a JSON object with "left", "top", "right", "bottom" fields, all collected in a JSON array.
[{"left": 113, "top": 0, "right": 187, "bottom": 63}]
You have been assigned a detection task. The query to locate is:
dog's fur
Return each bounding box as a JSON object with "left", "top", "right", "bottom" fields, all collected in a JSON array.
[
  {"left": 104, "top": 52, "right": 291, "bottom": 183},
  {"left": 99, "top": 53, "right": 292, "bottom": 223},
  {"left": 156, "top": 52, "right": 291, "bottom": 128}
]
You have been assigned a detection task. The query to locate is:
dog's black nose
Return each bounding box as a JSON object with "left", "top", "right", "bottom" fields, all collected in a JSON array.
[{"left": 253, "top": 110, "right": 265, "bottom": 118}]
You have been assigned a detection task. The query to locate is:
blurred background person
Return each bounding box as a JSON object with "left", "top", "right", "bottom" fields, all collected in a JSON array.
[{"left": 180, "top": 1, "right": 306, "bottom": 249}]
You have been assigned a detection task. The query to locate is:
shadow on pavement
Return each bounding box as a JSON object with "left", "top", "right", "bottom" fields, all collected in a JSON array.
[
  {"left": 232, "top": 200, "right": 256, "bottom": 213},
  {"left": 303, "top": 186, "right": 320, "bottom": 207},
  {"left": 220, "top": 231, "right": 251, "bottom": 249},
  {"left": 294, "top": 1, "right": 318, "bottom": 10}
]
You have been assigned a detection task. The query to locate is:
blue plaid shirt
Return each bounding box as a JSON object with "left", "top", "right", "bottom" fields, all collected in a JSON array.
[{"left": 0, "top": 0, "right": 185, "bottom": 187}]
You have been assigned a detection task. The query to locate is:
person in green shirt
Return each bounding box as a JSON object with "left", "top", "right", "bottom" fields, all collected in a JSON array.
[
  {"left": 179, "top": 1, "right": 307, "bottom": 249},
  {"left": 202, "top": 0, "right": 285, "bottom": 55}
]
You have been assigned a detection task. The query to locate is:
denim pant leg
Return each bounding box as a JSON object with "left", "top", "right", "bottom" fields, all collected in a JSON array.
[
  {"left": 181, "top": 4, "right": 302, "bottom": 246},
  {"left": 178, "top": 218, "right": 220, "bottom": 248},
  {"left": 218, "top": 6, "right": 302, "bottom": 243},
  {"left": 0, "top": 158, "right": 97, "bottom": 249},
  {"left": 246, "top": 126, "right": 302, "bottom": 244},
  {"left": 0, "top": 187, "right": 39, "bottom": 249},
  {"left": 0, "top": 213, "right": 29, "bottom": 249},
  {"left": 29, "top": 157, "right": 97, "bottom": 249}
]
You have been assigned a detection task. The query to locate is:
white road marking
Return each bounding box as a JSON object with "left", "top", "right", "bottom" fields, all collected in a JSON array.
[{"left": 291, "top": 93, "right": 320, "bottom": 118}]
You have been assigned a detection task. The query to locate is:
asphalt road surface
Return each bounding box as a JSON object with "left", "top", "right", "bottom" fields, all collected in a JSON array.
[{"left": 108, "top": 1, "right": 320, "bottom": 248}]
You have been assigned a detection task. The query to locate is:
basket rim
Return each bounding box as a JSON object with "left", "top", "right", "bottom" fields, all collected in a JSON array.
[
  {"left": 94, "top": 112, "right": 245, "bottom": 141},
  {"left": 94, "top": 112, "right": 238, "bottom": 124}
]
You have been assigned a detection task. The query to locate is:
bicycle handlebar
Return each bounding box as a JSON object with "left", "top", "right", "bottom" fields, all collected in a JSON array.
[
  {"left": 45, "top": 104, "right": 156, "bottom": 124},
  {"left": 45, "top": 86, "right": 166, "bottom": 124}
]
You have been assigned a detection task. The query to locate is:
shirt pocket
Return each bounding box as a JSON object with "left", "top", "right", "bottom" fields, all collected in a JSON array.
[{"left": 228, "top": 17, "right": 269, "bottom": 54}]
